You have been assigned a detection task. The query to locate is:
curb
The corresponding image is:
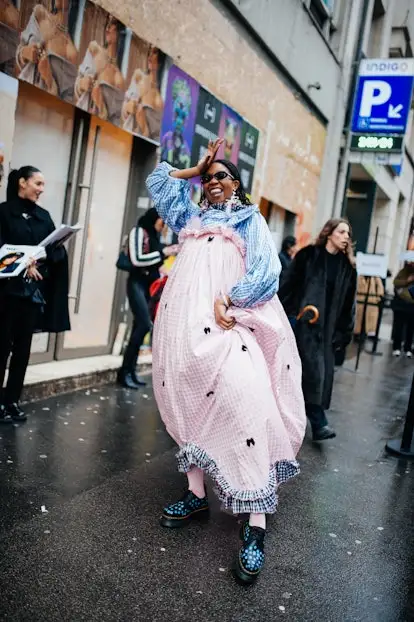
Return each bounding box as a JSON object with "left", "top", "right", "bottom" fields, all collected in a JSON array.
[{"left": 21, "top": 362, "right": 152, "bottom": 404}]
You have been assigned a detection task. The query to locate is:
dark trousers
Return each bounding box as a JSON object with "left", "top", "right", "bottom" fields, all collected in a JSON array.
[
  {"left": 0, "top": 297, "right": 38, "bottom": 404},
  {"left": 121, "top": 278, "right": 152, "bottom": 374},
  {"left": 392, "top": 311, "right": 414, "bottom": 352},
  {"left": 305, "top": 403, "right": 328, "bottom": 432}
]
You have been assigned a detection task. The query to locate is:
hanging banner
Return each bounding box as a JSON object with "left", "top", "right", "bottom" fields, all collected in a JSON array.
[
  {"left": 0, "top": 0, "right": 167, "bottom": 143},
  {"left": 237, "top": 120, "right": 259, "bottom": 195},
  {"left": 217, "top": 105, "right": 242, "bottom": 165},
  {"left": 191, "top": 87, "right": 222, "bottom": 166},
  {"left": 160, "top": 65, "right": 200, "bottom": 169},
  {"left": 0, "top": 1, "right": 20, "bottom": 76},
  {"left": 0, "top": 2, "right": 260, "bottom": 191},
  {"left": 121, "top": 37, "right": 165, "bottom": 141}
]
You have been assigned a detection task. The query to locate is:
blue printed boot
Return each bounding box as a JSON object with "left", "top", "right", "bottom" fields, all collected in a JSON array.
[
  {"left": 234, "top": 521, "right": 266, "bottom": 585},
  {"left": 160, "top": 490, "right": 209, "bottom": 528}
]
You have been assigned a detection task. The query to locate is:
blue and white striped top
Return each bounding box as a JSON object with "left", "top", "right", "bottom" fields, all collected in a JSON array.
[{"left": 146, "top": 162, "right": 281, "bottom": 308}]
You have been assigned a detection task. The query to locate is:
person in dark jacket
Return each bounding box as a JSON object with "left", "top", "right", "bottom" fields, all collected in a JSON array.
[
  {"left": 117, "top": 207, "right": 171, "bottom": 389},
  {"left": 279, "top": 218, "right": 357, "bottom": 441},
  {"left": 391, "top": 263, "right": 414, "bottom": 357},
  {"left": 278, "top": 235, "right": 297, "bottom": 284},
  {"left": 0, "top": 166, "right": 70, "bottom": 423}
]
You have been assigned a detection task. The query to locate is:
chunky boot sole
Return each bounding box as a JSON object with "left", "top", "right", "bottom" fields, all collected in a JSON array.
[
  {"left": 233, "top": 523, "right": 263, "bottom": 585},
  {"left": 233, "top": 556, "right": 260, "bottom": 585},
  {"left": 160, "top": 507, "right": 209, "bottom": 529}
]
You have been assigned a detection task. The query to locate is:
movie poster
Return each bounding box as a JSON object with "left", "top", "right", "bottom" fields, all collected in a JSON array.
[
  {"left": 0, "top": 3, "right": 260, "bottom": 183},
  {"left": 0, "top": 0, "right": 167, "bottom": 143},
  {"left": 217, "top": 104, "right": 242, "bottom": 165},
  {"left": 160, "top": 65, "right": 200, "bottom": 169},
  {"left": 14, "top": 0, "right": 80, "bottom": 103},
  {"left": 121, "top": 37, "right": 166, "bottom": 142},
  {"left": 0, "top": 0, "right": 20, "bottom": 76},
  {"left": 191, "top": 87, "right": 222, "bottom": 167},
  {"left": 237, "top": 120, "right": 259, "bottom": 195},
  {"left": 75, "top": 2, "right": 126, "bottom": 123}
]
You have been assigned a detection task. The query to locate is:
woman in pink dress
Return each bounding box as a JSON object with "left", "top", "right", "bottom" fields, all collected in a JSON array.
[{"left": 146, "top": 139, "right": 306, "bottom": 584}]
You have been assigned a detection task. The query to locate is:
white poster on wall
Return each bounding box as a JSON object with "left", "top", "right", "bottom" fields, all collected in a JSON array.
[{"left": 356, "top": 252, "right": 388, "bottom": 279}]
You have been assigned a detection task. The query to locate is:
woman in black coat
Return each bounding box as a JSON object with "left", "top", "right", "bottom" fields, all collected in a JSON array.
[
  {"left": 0, "top": 166, "right": 70, "bottom": 423},
  {"left": 279, "top": 219, "right": 357, "bottom": 441}
]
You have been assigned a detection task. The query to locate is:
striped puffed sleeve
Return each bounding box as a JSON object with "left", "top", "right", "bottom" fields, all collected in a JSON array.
[
  {"left": 146, "top": 162, "right": 199, "bottom": 234},
  {"left": 229, "top": 213, "right": 281, "bottom": 308},
  {"left": 129, "top": 227, "right": 162, "bottom": 267}
]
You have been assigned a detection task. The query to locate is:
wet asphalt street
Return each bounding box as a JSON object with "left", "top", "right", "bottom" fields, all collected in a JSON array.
[{"left": 0, "top": 346, "right": 413, "bottom": 622}]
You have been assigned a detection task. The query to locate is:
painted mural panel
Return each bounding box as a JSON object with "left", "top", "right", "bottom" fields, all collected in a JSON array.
[
  {"left": 160, "top": 65, "right": 199, "bottom": 169},
  {"left": 0, "top": 0, "right": 167, "bottom": 143}
]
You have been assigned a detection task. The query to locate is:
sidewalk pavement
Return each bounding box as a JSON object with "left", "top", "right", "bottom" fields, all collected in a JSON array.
[
  {"left": 0, "top": 340, "right": 413, "bottom": 621},
  {"left": 21, "top": 351, "right": 152, "bottom": 403}
]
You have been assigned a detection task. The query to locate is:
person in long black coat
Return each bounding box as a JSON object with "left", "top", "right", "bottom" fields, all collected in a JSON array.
[
  {"left": 0, "top": 166, "right": 70, "bottom": 423},
  {"left": 279, "top": 219, "right": 357, "bottom": 441}
]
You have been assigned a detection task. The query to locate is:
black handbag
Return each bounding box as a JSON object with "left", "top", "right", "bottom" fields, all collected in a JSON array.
[
  {"left": 116, "top": 250, "right": 132, "bottom": 272},
  {"left": 116, "top": 234, "right": 132, "bottom": 272}
]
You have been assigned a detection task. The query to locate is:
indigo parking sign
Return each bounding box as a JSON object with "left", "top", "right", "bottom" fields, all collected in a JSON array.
[{"left": 352, "top": 59, "right": 414, "bottom": 134}]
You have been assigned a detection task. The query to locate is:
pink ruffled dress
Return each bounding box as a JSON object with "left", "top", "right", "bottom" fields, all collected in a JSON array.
[{"left": 147, "top": 163, "right": 306, "bottom": 513}]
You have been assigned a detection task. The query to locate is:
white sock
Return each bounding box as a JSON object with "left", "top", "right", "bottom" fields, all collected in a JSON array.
[
  {"left": 249, "top": 513, "right": 266, "bottom": 530},
  {"left": 187, "top": 467, "right": 206, "bottom": 499}
]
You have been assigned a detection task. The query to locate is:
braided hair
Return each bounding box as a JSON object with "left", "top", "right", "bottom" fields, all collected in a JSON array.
[{"left": 199, "top": 159, "right": 252, "bottom": 206}]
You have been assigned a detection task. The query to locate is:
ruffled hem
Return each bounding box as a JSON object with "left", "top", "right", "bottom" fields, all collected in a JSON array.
[
  {"left": 179, "top": 221, "right": 246, "bottom": 258},
  {"left": 176, "top": 442, "right": 300, "bottom": 514}
]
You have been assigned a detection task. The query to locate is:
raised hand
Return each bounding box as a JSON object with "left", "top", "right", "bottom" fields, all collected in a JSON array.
[
  {"left": 195, "top": 139, "right": 223, "bottom": 175},
  {"left": 169, "top": 138, "right": 224, "bottom": 181}
]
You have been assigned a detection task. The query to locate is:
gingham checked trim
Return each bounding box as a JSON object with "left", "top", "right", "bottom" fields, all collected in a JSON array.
[{"left": 176, "top": 442, "right": 300, "bottom": 514}]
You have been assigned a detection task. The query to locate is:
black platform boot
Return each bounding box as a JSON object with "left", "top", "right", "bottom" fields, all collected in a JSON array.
[
  {"left": 234, "top": 521, "right": 266, "bottom": 585},
  {"left": 160, "top": 491, "right": 209, "bottom": 528}
]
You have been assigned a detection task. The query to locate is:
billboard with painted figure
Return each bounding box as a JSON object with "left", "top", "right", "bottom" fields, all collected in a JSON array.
[
  {"left": 160, "top": 65, "right": 199, "bottom": 169},
  {"left": 0, "top": 0, "right": 167, "bottom": 143}
]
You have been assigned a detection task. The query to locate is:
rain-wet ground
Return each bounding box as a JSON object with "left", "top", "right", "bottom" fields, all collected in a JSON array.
[{"left": 0, "top": 345, "right": 413, "bottom": 622}]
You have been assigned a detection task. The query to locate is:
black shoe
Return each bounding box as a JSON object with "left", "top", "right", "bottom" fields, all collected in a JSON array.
[
  {"left": 312, "top": 425, "right": 336, "bottom": 441},
  {"left": 160, "top": 490, "right": 209, "bottom": 528},
  {"left": 117, "top": 371, "right": 140, "bottom": 390},
  {"left": 0, "top": 405, "right": 13, "bottom": 424},
  {"left": 234, "top": 522, "right": 266, "bottom": 585},
  {"left": 131, "top": 372, "right": 147, "bottom": 387},
  {"left": 6, "top": 403, "right": 27, "bottom": 422}
]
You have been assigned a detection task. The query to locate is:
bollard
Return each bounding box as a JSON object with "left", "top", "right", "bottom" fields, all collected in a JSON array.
[
  {"left": 368, "top": 296, "right": 384, "bottom": 357},
  {"left": 386, "top": 371, "right": 414, "bottom": 459}
]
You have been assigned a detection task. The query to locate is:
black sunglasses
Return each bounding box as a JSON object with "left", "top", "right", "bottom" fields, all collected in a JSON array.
[{"left": 200, "top": 171, "right": 235, "bottom": 185}]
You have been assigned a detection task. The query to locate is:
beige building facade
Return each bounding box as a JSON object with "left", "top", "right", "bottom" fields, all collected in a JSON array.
[
  {"left": 1, "top": 0, "right": 413, "bottom": 370},
  {"left": 0, "top": 0, "right": 330, "bottom": 367},
  {"left": 94, "top": 0, "right": 328, "bottom": 248}
]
